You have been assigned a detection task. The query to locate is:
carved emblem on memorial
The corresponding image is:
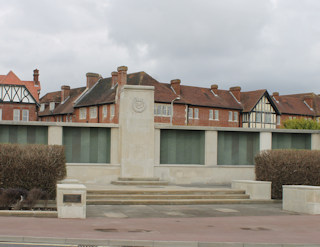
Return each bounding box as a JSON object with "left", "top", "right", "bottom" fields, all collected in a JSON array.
[{"left": 132, "top": 97, "right": 146, "bottom": 113}]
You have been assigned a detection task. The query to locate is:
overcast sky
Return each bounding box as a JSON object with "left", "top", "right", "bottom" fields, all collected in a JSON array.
[{"left": 1, "top": 0, "right": 320, "bottom": 97}]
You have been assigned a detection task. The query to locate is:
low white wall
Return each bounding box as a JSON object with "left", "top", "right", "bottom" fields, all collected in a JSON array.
[
  {"left": 154, "top": 165, "right": 255, "bottom": 185},
  {"left": 66, "top": 164, "right": 120, "bottom": 185},
  {"left": 232, "top": 180, "right": 271, "bottom": 199},
  {"left": 283, "top": 185, "right": 320, "bottom": 214}
]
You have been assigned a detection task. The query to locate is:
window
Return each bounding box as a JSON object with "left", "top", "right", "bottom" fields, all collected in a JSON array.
[
  {"left": 69, "top": 116, "right": 72, "bottom": 122},
  {"left": 90, "top": 107, "right": 97, "bottom": 119},
  {"left": 188, "top": 108, "right": 193, "bottom": 119},
  {"left": 277, "top": 115, "right": 281, "bottom": 125},
  {"left": 40, "top": 104, "right": 45, "bottom": 112},
  {"left": 233, "top": 112, "right": 238, "bottom": 122},
  {"left": 209, "top": 110, "right": 213, "bottom": 120},
  {"left": 228, "top": 111, "right": 233, "bottom": 121},
  {"left": 154, "top": 104, "right": 171, "bottom": 116},
  {"left": 289, "top": 116, "right": 292, "bottom": 120},
  {"left": 49, "top": 102, "right": 55, "bottom": 111},
  {"left": 265, "top": 113, "right": 272, "bottom": 124},
  {"left": 194, "top": 108, "right": 199, "bottom": 119},
  {"left": 22, "top": 110, "right": 29, "bottom": 121},
  {"left": 102, "top": 106, "right": 108, "bottom": 118},
  {"left": 79, "top": 108, "right": 87, "bottom": 120},
  {"left": 13, "top": 109, "right": 20, "bottom": 121},
  {"left": 0, "top": 109, "right": 2, "bottom": 120},
  {"left": 110, "top": 104, "right": 115, "bottom": 118},
  {"left": 215, "top": 110, "right": 219, "bottom": 120},
  {"left": 256, "top": 112, "right": 262, "bottom": 123}
]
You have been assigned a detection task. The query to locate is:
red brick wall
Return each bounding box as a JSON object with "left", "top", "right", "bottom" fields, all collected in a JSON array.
[
  {"left": 277, "top": 114, "right": 314, "bottom": 128},
  {"left": 0, "top": 103, "right": 37, "bottom": 121}
]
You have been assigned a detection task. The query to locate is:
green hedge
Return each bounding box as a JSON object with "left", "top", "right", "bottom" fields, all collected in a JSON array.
[
  {"left": 0, "top": 144, "right": 66, "bottom": 198},
  {"left": 255, "top": 150, "right": 320, "bottom": 199}
]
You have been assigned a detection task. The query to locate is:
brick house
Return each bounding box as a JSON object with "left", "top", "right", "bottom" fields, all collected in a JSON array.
[
  {"left": 271, "top": 92, "right": 320, "bottom": 126},
  {"left": 0, "top": 70, "right": 41, "bottom": 121},
  {"left": 39, "top": 66, "right": 284, "bottom": 128}
]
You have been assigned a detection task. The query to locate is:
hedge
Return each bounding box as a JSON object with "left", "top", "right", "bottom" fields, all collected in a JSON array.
[
  {"left": 0, "top": 144, "right": 66, "bottom": 199},
  {"left": 255, "top": 149, "right": 320, "bottom": 199}
]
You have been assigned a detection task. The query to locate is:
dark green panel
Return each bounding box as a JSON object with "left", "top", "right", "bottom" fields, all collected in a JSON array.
[
  {"left": 0, "top": 125, "right": 47, "bottom": 144},
  {"left": 272, "top": 133, "right": 311, "bottom": 150},
  {"left": 63, "top": 127, "right": 111, "bottom": 163},
  {"left": 218, "top": 131, "right": 259, "bottom": 165},
  {"left": 160, "top": 130, "right": 205, "bottom": 165}
]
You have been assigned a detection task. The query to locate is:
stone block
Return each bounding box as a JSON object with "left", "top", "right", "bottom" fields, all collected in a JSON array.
[
  {"left": 56, "top": 183, "right": 86, "bottom": 219},
  {"left": 232, "top": 180, "right": 271, "bottom": 199}
]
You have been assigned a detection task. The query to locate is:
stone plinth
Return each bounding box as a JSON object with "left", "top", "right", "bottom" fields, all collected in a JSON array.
[
  {"left": 57, "top": 184, "right": 87, "bottom": 219},
  {"left": 232, "top": 180, "right": 271, "bottom": 199},
  {"left": 119, "top": 85, "right": 155, "bottom": 178},
  {"left": 283, "top": 185, "right": 320, "bottom": 214}
]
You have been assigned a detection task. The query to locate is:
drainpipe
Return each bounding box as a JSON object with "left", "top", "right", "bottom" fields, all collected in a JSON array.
[{"left": 170, "top": 96, "right": 180, "bottom": 125}]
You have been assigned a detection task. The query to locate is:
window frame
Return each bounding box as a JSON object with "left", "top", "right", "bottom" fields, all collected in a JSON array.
[
  {"left": 22, "top": 109, "right": 29, "bottom": 122},
  {"left": 13, "top": 109, "right": 20, "bottom": 121},
  {"left": 90, "top": 106, "right": 97, "bottom": 119},
  {"left": 79, "top": 108, "right": 87, "bottom": 120}
]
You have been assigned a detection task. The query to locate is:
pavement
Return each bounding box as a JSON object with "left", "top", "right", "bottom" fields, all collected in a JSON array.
[{"left": 0, "top": 185, "right": 320, "bottom": 246}]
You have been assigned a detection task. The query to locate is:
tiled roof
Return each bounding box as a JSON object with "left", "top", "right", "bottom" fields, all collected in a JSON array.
[
  {"left": 39, "top": 87, "right": 86, "bottom": 116},
  {"left": 240, "top": 90, "right": 267, "bottom": 112},
  {"left": 0, "top": 71, "right": 40, "bottom": 102},
  {"left": 75, "top": 71, "right": 243, "bottom": 110},
  {"left": 272, "top": 93, "right": 315, "bottom": 116}
]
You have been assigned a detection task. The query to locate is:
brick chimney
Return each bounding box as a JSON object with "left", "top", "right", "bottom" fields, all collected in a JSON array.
[
  {"left": 61, "top": 85, "right": 70, "bottom": 102},
  {"left": 111, "top": 71, "right": 118, "bottom": 88},
  {"left": 304, "top": 95, "right": 314, "bottom": 109},
  {"left": 117, "top": 66, "right": 128, "bottom": 87},
  {"left": 86, "top": 72, "right": 100, "bottom": 89},
  {"left": 229, "top": 86, "right": 241, "bottom": 102},
  {"left": 171, "top": 79, "right": 181, "bottom": 96},
  {"left": 272, "top": 92, "right": 279, "bottom": 102},
  {"left": 211, "top": 84, "right": 218, "bottom": 95},
  {"left": 33, "top": 69, "right": 39, "bottom": 85}
]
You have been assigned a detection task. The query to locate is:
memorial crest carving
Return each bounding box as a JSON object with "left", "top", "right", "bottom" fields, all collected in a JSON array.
[{"left": 132, "top": 97, "right": 146, "bottom": 113}]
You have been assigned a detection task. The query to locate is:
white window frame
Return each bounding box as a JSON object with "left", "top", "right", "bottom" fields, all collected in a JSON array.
[
  {"left": 188, "top": 108, "right": 193, "bottom": 119},
  {"left": 110, "top": 104, "right": 115, "bottom": 118},
  {"left": 13, "top": 109, "right": 20, "bottom": 121},
  {"left": 228, "top": 111, "right": 233, "bottom": 122},
  {"left": 256, "top": 112, "right": 262, "bottom": 123},
  {"left": 102, "top": 105, "right": 108, "bottom": 119},
  {"left": 22, "top": 109, "right": 29, "bottom": 122},
  {"left": 209, "top": 110, "right": 213, "bottom": 120},
  {"left": 233, "top": 112, "right": 238, "bottom": 122},
  {"left": 40, "top": 104, "right": 45, "bottom": 112},
  {"left": 0, "top": 109, "right": 2, "bottom": 121},
  {"left": 194, "top": 108, "right": 199, "bottom": 119},
  {"left": 90, "top": 106, "right": 97, "bottom": 119},
  {"left": 79, "top": 108, "right": 87, "bottom": 120},
  {"left": 49, "top": 102, "right": 55, "bottom": 111},
  {"left": 215, "top": 110, "right": 219, "bottom": 121},
  {"left": 265, "top": 113, "right": 272, "bottom": 124},
  {"left": 277, "top": 115, "right": 281, "bottom": 125}
]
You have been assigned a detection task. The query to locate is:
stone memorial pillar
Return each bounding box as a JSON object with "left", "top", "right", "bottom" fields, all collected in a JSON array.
[{"left": 119, "top": 85, "right": 155, "bottom": 178}]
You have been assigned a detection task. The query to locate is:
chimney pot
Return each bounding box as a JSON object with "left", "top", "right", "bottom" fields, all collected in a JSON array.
[
  {"left": 170, "top": 79, "right": 181, "bottom": 96},
  {"left": 229, "top": 86, "right": 241, "bottom": 102},
  {"left": 86, "top": 72, "right": 101, "bottom": 89},
  {"left": 111, "top": 71, "right": 118, "bottom": 87},
  {"left": 211, "top": 84, "right": 218, "bottom": 95},
  {"left": 61, "top": 85, "right": 70, "bottom": 102},
  {"left": 304, "top": 95, "right": 314, "bottom": 109},
  {"left": 33, "top": 69, "right": 39, "bottom": 85},
  {"left": 117, "top": 66, "right": 128, "bottom": 86}
]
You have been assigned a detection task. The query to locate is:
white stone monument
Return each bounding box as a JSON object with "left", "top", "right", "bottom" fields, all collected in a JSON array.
[{"left": 119, "top": 85, "right": 155, "bottom": 178}]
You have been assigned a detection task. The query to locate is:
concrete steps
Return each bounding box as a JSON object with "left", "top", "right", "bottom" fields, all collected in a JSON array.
[
  {"left": 111, "top": 177, "right": 169, "bottom": 186},
  {"left": 86, "top": 188, "right": 260, "bottom": 205}
]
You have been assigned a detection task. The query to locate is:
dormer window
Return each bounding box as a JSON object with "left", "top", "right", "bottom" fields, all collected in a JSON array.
[
  {"left": 49, "top": 102, "right": 55, "bottom": 111},
  {"left": 40, "top": 103, "right": 45, "bottom": 112}
]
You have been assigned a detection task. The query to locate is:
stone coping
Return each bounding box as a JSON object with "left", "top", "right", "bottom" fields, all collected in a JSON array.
[
  {"left": 232, "top": 180, "right": 271, "bottom": 184},
  {"left": 0, "top": 236, "right": 318, "bottom": 247},
  {"left": 123, "top": 85, "right": 155, "bottom": 90},
  {"left": 57, "top": 184, "right": 86, "bottom": 189},
  {"left": 155, "top": 124, "right": 320, "bottom": 134},
  {"left": 0, "top": 211, "right": 57, "bottom": 217},
  {"left": 283, "top": 185, "right": 320, "bottom": 190}
]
